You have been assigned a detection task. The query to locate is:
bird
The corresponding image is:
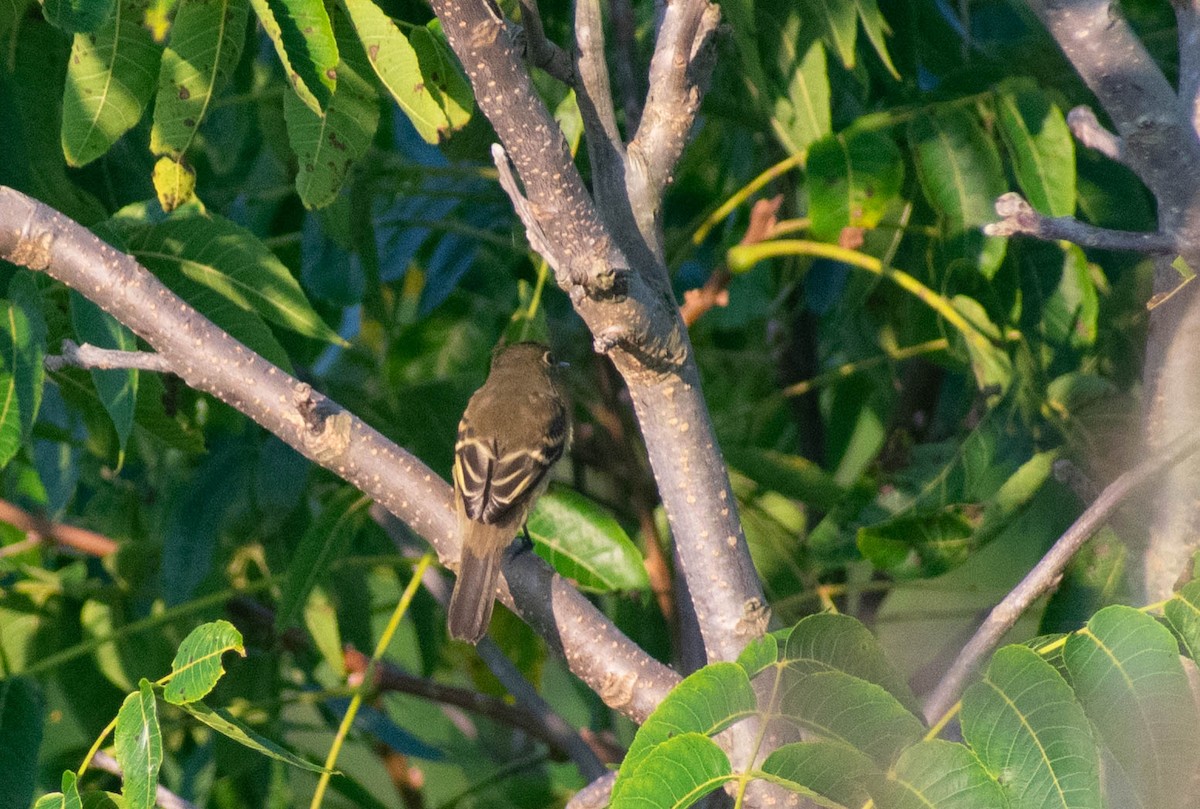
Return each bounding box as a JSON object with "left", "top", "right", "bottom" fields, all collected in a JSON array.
[{"left": 447, "top": 341, "right": 571, "bottom": 643}]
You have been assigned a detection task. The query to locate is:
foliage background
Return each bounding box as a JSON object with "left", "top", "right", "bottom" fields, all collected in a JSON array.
[{"left": 0, "top": 0, "right": 1174, "bottom": 804}]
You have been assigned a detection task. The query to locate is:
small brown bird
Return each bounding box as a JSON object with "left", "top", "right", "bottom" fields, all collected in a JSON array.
[{"left": 447, "top": 341, "right": 571, "bottom": 643}]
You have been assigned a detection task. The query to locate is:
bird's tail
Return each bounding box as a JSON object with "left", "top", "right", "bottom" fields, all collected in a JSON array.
[{"left": 447, "top": 523, "right": 508, "bottom": 643}]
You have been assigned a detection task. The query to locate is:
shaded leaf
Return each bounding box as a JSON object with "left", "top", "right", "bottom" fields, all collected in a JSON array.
[
  {"left": 909, "top": 108, "right": 1008, "bottom": 277},
  {"left": 801, "top": 0, "right": 856, "bottom": 68},
  {"left": 611, "top": 733, "right": 732, "bottom": 809},
  {"left": 759, "top": 741, "right": 879, "bottom": 807},
  {"left": 527, "top": 486, "right": 649, "bottom": 592},
  {"left": 996, "top": 80, "right": 1075, "bottom": 217},
  {"left": 0, "top": 294, "right": 47, "bottom": 469},
  {"left": 1164, "top": 579, "right": 1200, "bottom": 662},
  {"left": 32, "top": 772, "right": 83, "bottom": 809},
  {"left": 877, "top": 740, "right": 1008, "bottom": 809},
  {"left": 70, "top": 291, "right": 138, "bottom": 454},
  {"left": 807, "top": 130, "right": 904, "bottom": 242},
  {"left": 61, "top": 0, "right": 161, "bottom": 166},
  {"left": 163, "top": 619, "right": 245, "bottom": 704},
  {"left": 176, "top": 700, "right": 330, "bottom": 772},
  {"left": 0, "top": 677, "right": 43, "bottom": 809},
  {"left": 276, "top": 488, "right": 369, "bottom": 630},
  {"left": 42, "top": 0, "right": 112, "bottom": 32}
]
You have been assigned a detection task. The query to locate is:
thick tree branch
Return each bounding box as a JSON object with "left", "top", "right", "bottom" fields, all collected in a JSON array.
[
  {"left": 0, "top": 185, "right": 677, "bottom": 724},
  {"left": 433, "top": 0, "right": 767, "bottom": 667},
  {"left": 574, "top": 0, "right": 626, "bottom": 207},
  {"left": 984, "top": 192, "right": 1176, "bottom": 253},
  {"left": 517, "top": 0, "right": 574, "bottom": 84},
  {"left": 924, "top": 431, "right": 1200, "bottom": 723},
  {"left": 609, "top": 0, "right": 643, "bottom": 132}
]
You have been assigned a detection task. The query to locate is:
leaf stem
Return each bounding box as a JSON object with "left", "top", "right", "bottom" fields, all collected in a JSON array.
[
  {"left": 77, "top": 715, "right": 119, "bottom": 778},
  {"left": 309, "top": 553, "right": 434, "bottom": 809}
]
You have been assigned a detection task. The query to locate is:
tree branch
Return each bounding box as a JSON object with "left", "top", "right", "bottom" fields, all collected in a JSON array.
[
  {"left": 517, "top": 0, "right": 574, "bottom": 84},
  {"left": 0, "top": 498, "right": 119, "bottom": 556},
  {"left": 45, "top": 339, "right": 174, "bottom": 372},
  {"left": 609, "top": 0, "right": 644, "bottom": 132},
  {"left": 984, "top": 192, "right": 1176, "bottom": 253},
  {"left": 573, "top": 0, "right": 626, "bottom": 200},
  {"left": 434, "top": 0, "right": 766, "bottom": 666},
  {"left": 1067, "top": 106, "right": 1127, "bottom": 165},
  {"left": 923, "top": 430, "right": 1200, "bottom": 723},
  {"left": 0, "top": 185, "right": 678, "bottom": 724}
]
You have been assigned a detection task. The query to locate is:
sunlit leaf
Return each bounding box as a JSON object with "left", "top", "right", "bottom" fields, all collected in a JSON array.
[
  {"left": 759, "top": 740, "right": 879, "bottom": 807},
  {"left": 115, "top": 679, "right": 163, "bottom": 809},
  {"left": 163, "top": 619, "right": 245, "bottom": 704},
  {"left": 176, "top": 700, "right": 330, "bottom": 772},
  {"left": 996, "top": 80, "right": 1075, "bottom": 218},
  {"left": 877, "top": 740, "right": 1009, "bottom": 809},
  {"left": 612, "top": 733, "right": 732, "bottom": 809},
  {"left": 61, "top": 0, "right": 161, "bottom": 166},
  {"left": 527, "top": 486, "right": 649, "bottom": 592},
  {"left": 247, "top": 0, "right": 336, "bottom": 114},
  {"left": 807, "top": 130, "right": 904, "bottom": 242}
]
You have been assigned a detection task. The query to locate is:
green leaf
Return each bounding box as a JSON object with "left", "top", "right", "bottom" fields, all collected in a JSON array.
[
  {"left": 42, "top": 0, "right": 112, "bottom": 33},
  {"left": 858, "top": 508, "right": 977, "bottom": 580},
  {"left": 276, "top": 488, "right": 369, "bottom": 630},
  {"left": 801, "top": 0, "right": 857, "bottom": 68},
  {"left": 176, "top": 700, "right": 330, "bottom": 772},
  {"left": 908, "top": 107, "right": 1008, "bottom": 278},
  {"left": 61, "top": 0, "right": 161, "bottom": 167},
  {"left": 410, "top": 20, "right": 473, "bottom": 134},
  {"left": 724, "top": 446, "right": 845, "bottom": 511},
  {"left": 759, "top": 741, "right": 879, "bottom": 807},
  {"left": 961, "top": 645, "right": 1102, "bottom": 809},
  {"left": 150, "top": 156, "right": 197, "bottom": 212},
  {"left": 247, "top": 0, "right": 337, "bottom": 114},
  {"left": 736, "top": 631, "right": 781, "bottom": 678},
  {"left": 70, "top": 291, "right": 138, "bottom": 454},
  {"left": 781, "top": 613, "right": 921, "bottom": 715},
  {"left": 1064, "top": 606, "right": 1200, "bottom": 809},
  {"left": 616, "top": 663, "right": 756, "bottom": 793},
  {"left": 284, "top": 9, "right": 381, "bottom": 208},
  {"left": 0, "top": 677, "right": 43, "bottom": 809},
  {"left": 111, "top": 207, "right": 343, "bottom": 346},
  {"left": 853, "top": 0, "right": 898, "bottom": 78},
  {"left": 611, "top": 733, "right": 732, "bottom": 809},
  {"left": 304, "top": 586, "right": 346, "bottom": 679},
  {"left": 951, "top": 296, "right": 1013, "bottom": 393},
  {"left": 163, "top": 619, "right": 245, "bottom": 704},
  {"left": 807, "top": 130, "right": 904, "bottom": 242},
  {"left": 996, "top": 80, "right": 1075, "bottom": 218},
  {"left": 774, "top": 40, "right": 830, "bottom": 156},
  {"left": 877, "top": 740, "right": 1009, "bottom": 809},
  {"left": 338, "top": 0, "right": 451, "bottom": 143},
  {"left": 527, "top": 487, "right": 650, "bottom": 592},
  {"left": 1164, "top": 579, "right": 1200, "bottom": 662},
  {"left": 0, "top": 294, "right": 47, "bottom": 469},
  {"left": 150, "top": 0, "right": 251, "bottom": 158},
  {"left": 115, "top": 679, "right": 163, "bottom": 809},
  {"left": 772, "top": 670, "right": 925, "bottom": 765},
  {"left": 32, "top": 772, "right": 83, "bottom": 809}
]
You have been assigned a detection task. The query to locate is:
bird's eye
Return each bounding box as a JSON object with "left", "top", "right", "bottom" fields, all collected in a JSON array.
[{"left": 542, "top": 350, "right": 556, "bottom": 366}]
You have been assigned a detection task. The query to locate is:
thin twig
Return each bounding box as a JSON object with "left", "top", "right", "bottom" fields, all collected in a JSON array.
[
  {"left": 565, "top": 771, "right": 616, "bottom": 809},
  {"left": 45, "top": 339, "right": 174, "bottom": 373},
  {"left": 0, "top": 498, "right": 119, "bottom": 556},
  {"left": 923, "top": 431, "right": 1200, "bottom": 723},
  {"left": 91, "top": 751, "right": 198, "bottom": 809},
  {"left": 984, "top": 193, "right": 1176, "bottom": 253}
]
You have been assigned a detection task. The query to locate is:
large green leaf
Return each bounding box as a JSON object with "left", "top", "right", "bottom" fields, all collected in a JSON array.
[
  {"left": 70, "top": 291, "right": 138, "bottom": 454},
  {"left": 610, "top": 733, "right": 732, "bottom": 809},
  {"left": 338, "top": 0, "right": 451, "bottom": 143},
  {"left": 775, "top": 40, "right": 830, "bottom": 156},
  {"left": 176, "top": 700, "right": 330, "bottom": 772},
  {"left": 858, "top": 508, "right": 976, "bottom": 580},
  {"left": 0, "top": 677, "right": 43, "bottom": 809},
  {"left": 908, "top": 107, "right": 1008, "bottom": 278},
  {"left": 115, "top": 679, "right": 163, "bottom": 809},
  {"left": 614, "top": 662, "right": 756, "bottom": 798},
  {"left": 111, "top": 206, "right": 343, "bottom": 346},
  {"left": 759, "top": 741, "right": 879, "bottom": 807},
  {"left": 275, "top": 488, "right": 369, "bottom": 630},
  {"left": 163, "top": 619, "right": 245, "bottom": 704},
  {"left": 1064, "top": 606, "right": 1200, "bottom": 809},
  {"left": 0, "top": 293, "right": 46, "bottom": 469},
  {"left": 996, "top": 80, "right": 1075, "bottom": 218},
  {"left": 961, "top": 645, "right": 1102, "bottom": 809},
  {"left": 61, "top": 0, "right": 161, "bottom": 166},
  {"left": 527, "top": 487, "right": 650, "bottom": 592},
  {"left": 807, "top": 130, "right": 904, "bottom": 242},
  {"left": 876, "top": 741, "right": 1009, "bottom": 809},
  {"left": 246, "top": 0, "right": 336, "bottom": 114},
  {"left": 150, "top": 0, "right": 251, "bottom": 158},
  {"left": 724, "top": 446, "right": 845, "bottom": 512},
  {"left": 283, "top": 8, "right": 381, "bottom": 208}
]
